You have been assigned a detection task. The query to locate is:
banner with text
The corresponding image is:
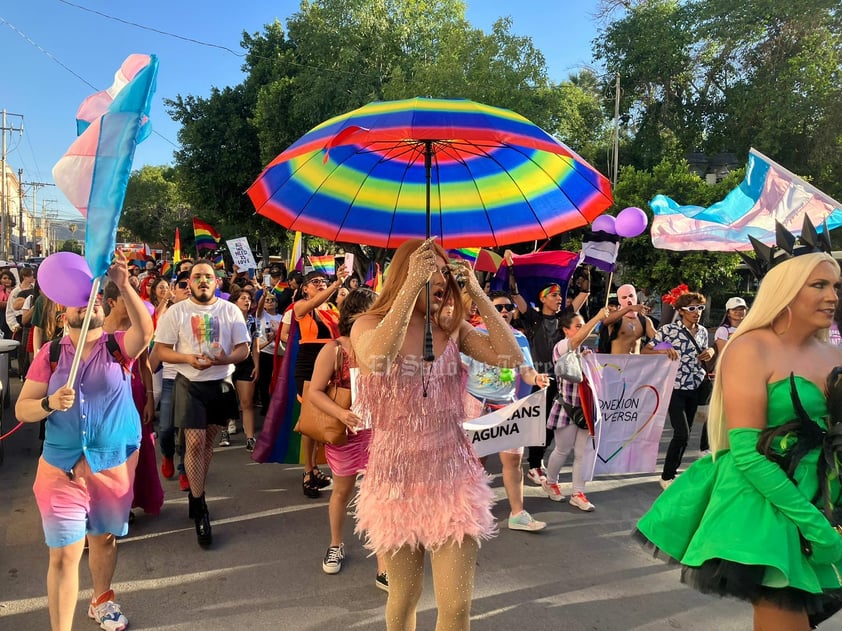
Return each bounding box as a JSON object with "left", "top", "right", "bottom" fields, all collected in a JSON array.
[
  {"left": 226, "top": 237, "right": 257, "bottom": 271},
  {"left": 589, "top": 354, "right": 678, "bottom": 475},
  {"left": 463, "top": 389, "right": 546, "bottom": 458}
]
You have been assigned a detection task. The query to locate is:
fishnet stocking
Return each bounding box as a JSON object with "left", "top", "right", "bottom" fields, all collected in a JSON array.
[{"left": 184, "top": 426, "right": 219, "bottom": 497}]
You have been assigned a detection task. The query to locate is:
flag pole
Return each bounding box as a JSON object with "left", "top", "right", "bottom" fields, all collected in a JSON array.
[{"left": 65, "top": 275, "right": 103, "bottom": 388}]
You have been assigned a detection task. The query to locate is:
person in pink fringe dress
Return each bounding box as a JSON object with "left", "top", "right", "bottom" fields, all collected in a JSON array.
[{"left": 351, "top": 237, "right": 525, "bottom": 631}]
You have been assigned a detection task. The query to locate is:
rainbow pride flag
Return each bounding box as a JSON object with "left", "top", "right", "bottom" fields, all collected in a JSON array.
[
  {"left": 173, "top": 227, "right": 182, "bottom": 264},
  {"left": 309, "top": 254, "right": 335, "bottom": 276},
  {"left": 193, "top": 217, "right": 221, "bottom": 252},
  {"left": 447, "top": 247, "right": 480, "bottom": 266}
]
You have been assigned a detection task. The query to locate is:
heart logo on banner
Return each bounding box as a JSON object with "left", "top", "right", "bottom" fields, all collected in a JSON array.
[{"left": 597, "top": 383, "right": 661, "bottom": 464}]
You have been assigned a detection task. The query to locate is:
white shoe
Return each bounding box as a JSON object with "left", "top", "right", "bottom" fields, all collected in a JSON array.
[
  {"left": 699, "top": 449, "right": 711, "bottom": 456},
  {"left": 541, "top": 479, "right": 565, "bottom": 502},
  {"left": 526, "top": 467, "right": 547, "bottom": 485},
  {"left": 508, "top": 510, "right": 547, "bottom": 532},
  {"left": 227, "top": 420, "right": 237, "bottom": 435},
  {"left": 659, "top": 478, "right": 674, "bottom": 490},
  {"left": 569, "top": 491, "right": 595, "bottom": 512}
]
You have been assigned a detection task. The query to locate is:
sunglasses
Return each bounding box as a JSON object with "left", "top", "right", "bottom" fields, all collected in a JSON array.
[
  {"left": 494, "top": 304, "right": 515, "bottom": 313},
  {"left": 681, "top": 305, "right": 706, "bottom": 312},
  {"left": 176, "top": 281, "right": 189, "bottom": 289}
]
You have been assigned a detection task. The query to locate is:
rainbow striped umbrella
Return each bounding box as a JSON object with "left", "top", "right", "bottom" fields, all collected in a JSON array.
[{"left": 247, "top": 98, "right": 612, "bottom": 248}]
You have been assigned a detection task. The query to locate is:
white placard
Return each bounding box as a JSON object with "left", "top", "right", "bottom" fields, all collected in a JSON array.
[{"left": 226, "top": 237, "right": 257, "bottom": 271}]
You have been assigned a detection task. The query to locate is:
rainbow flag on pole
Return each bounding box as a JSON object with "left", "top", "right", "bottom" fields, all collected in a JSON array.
[
  {"left": 288, "top": 231, "right": 303, "bottom": 272},
  {"left": 309, "top": 254, "right": 335, "bottom": 276},
  {"left": 193, "top": 217, "right": 221, "bottom": 252},
  {"left": 173, "top": 227, "right": 182, "bottom": 264}
]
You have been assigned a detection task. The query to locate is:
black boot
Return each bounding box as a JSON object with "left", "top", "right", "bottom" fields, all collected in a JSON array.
[
  {"left": 194, "top": 493, "right": 212, "bottom": 547},
  {"left": 187, "top": 492, "right": 199, "bottom": 519}
]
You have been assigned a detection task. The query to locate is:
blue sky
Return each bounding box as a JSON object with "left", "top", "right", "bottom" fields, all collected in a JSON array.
[{"left": 1, "top": 0, "right": 603, "bottom": 219}]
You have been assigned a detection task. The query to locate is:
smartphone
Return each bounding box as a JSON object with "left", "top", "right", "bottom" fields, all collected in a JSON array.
[
  {"left": 343, "top": 252, "right": 354, "bottom": 275},
  {"left": 335, "top": 255, "right": 345, "bottom": 272},
  {"left": 263, "top": 273, "right": 272, "bottom": 288}
]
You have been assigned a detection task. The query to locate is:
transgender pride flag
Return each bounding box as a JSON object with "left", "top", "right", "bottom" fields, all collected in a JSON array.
[
  {"left": 53, "top": 54, "right": 159, "bottom": 277},
  {"left": 650, "top": 148, "right": 842, "bottom": 251}
]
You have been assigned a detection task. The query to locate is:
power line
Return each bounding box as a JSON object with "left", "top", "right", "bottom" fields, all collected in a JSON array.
[{"left": 57, "top": 0, "right": 245, "bottom": 57}]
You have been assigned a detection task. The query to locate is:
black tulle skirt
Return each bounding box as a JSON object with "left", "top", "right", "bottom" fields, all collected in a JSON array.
[{"left": 633, "top": 529, "right": 842, "bottom": 628}]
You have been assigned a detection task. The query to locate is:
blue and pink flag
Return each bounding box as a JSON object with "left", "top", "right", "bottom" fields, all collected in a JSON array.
[
  {"left": 52, "top": 54, "right": 159, "bottom": 277},
  {"left": 492, "top": 250, "right": 579, "bottom": 306},
  {"left": 650, "top": 148, "right": 842, "bottom": 251}
]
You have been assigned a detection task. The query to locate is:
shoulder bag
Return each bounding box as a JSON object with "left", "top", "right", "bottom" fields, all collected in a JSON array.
[
  {"left": 295, "top": 342, "right": 350, "bottom": 445},
  {"left": 554, "top": 345, "right": 584, "bottom": 384}
]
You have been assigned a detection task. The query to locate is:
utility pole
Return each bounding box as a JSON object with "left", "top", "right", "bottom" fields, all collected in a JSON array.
[
  {"left": 20, "top": 177, "right": 54, "bottom": 259},
  {"left": 0, "top": 110, "right": 24, "bottom": 260},
  {"left": 612, "top": 74, "right": 621, "bottom": 186}
]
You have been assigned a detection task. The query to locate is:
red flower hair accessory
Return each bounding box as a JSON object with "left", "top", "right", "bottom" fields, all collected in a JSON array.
[{"left": 662, "top": 283, "right": 689, "bottom": 306}]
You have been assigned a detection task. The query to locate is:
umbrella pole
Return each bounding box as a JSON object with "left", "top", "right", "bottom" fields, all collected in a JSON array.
[{"left": 423, "top": 141, "right": 434, "bottom": 366}]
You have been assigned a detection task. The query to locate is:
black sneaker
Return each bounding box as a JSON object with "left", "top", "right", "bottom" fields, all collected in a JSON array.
[
  {"left": 375, "top": 572, "right": 389, "bottom": 593},
  {"left": 322, "top": 544, "right": 344, "bottom": 574},
  {"left": 245, "top": 437, "right": 256, "bottom": 452}
]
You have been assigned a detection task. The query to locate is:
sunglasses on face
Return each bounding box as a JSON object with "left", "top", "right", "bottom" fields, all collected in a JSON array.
[
  {"left": 681, "top": 305, "right": 706, "bottom": 313},
  {"left": 308, "top": 278, "right": 328, "bottom": 286},
  {"left": 494, "top": 304, "right": 515, "bottom": 312},
  {"left": 176, "top": 281, "right": 189, "bottom": 289}
]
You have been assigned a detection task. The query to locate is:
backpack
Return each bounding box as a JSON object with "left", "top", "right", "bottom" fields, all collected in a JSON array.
[
  {"left": 597, "top": 313, "right": 649, "bottom": 354},
  {"left": 49, "top": 334, "right": 130, "bottom": 376}
]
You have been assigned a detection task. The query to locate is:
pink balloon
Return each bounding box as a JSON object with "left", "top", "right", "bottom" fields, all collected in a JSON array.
[
  {"left": 615, "top": 207, "right": 649, "bottom": 238},
  {"left": 142, "top": 300, "right": 155, "bottom": 317},
  {"left": 37, "top": 252, "right": 94, "bottom": 307},
  {"left": 591, "top": 214, "right": 616, "bottom": 234}
]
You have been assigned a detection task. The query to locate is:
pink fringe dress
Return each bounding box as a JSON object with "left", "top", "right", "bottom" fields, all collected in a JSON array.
[{"left": 353, "top": 338, "right": 496, "bottom": 553}]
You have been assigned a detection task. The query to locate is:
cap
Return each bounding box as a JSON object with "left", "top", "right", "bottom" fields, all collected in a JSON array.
[
  {"left": 725, "top": 297, "right": 747, "bottom": 310},
  {"left": 268, "top": 264, "right": 284, "bottom": 276}
]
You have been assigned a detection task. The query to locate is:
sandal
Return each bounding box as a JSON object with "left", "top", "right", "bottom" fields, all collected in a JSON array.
[
  {"left": 311, "top": 466, "right": 332, "bottom": 489},
  {"left": 302, "top": 472, "right": 321, "bottom": 498}
]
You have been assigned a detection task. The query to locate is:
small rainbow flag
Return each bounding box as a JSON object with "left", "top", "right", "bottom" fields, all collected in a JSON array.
[
  {"left": 213, "top": 252, "right": 225, "bottom": 270},
  {"left": 160, "top": 261, "right": 172, "bottom": 278},
  {"left": 448, "top": 247, "right": 480, "bottom": 266},
  {"left": 193, "top": 217, "right": 221, "bottom": 252},
  {"left": 173, "top": 227, "right": 182, "bottom": 264},
  {"left": 309, "top": 254, "right": 335, "bottom": 276}
]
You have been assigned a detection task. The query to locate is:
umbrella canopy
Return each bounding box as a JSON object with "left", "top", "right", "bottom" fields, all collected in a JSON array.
[{"left": 248, "top": 97, "right": 613, "bottom": 249}]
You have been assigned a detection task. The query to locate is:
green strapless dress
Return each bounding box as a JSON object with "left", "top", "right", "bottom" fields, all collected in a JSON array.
[{"left": 636, "top": 376, "right": 842, "bottom": 618}]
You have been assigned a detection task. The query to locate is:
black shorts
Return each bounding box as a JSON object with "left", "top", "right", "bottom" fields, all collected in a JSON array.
[
  {"left": 232, "top": 357, "right": 255, "bottom": 382},
  {"left": 173, "top": 373, "right": 239, "bottom": 429}
]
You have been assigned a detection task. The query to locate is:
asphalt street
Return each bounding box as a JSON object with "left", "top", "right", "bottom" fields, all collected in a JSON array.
[{"left": 3, "top": 378, "right": 842, "bottom": 631}]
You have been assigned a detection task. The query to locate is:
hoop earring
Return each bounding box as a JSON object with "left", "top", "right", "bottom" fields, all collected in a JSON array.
[{"left": 772, "top": 305, "right": 792, "bottom": 336}]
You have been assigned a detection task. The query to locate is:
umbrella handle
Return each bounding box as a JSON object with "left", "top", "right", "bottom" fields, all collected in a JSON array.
[{"left": 424, "top": 283, "right": 434, "bottom": 362}]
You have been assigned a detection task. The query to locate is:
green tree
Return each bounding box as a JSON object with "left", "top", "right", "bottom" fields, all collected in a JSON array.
[
  {"left": 59, "top": 239, "right": 82, "bottom": 254},
  {"left": 122, "top": 166, "right": 193, "bottom": 251}
]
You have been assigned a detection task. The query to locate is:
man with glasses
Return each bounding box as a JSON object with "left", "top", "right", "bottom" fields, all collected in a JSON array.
[
  {"left": 462, "top": 291, "right": 551, "bottom": 532},
  {"left": 643, "top": 291, "right": 714, "bottom": 489},
  {"left": 153, "top": 260, "right": 250, "bottom": 546}
]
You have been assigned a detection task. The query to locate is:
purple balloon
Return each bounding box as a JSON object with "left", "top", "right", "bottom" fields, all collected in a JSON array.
[
  {"left": 38, "top": 252, "right": 94, "bottom": 307},
  {"left": 591, "top": 214, "right": 616, "bottom": 234},
  {"left": 615, "top": 207, "right": 649, "bottom": 238},
  {"left": 142, "top": 300, "right": 155, "bottom": 317}
]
